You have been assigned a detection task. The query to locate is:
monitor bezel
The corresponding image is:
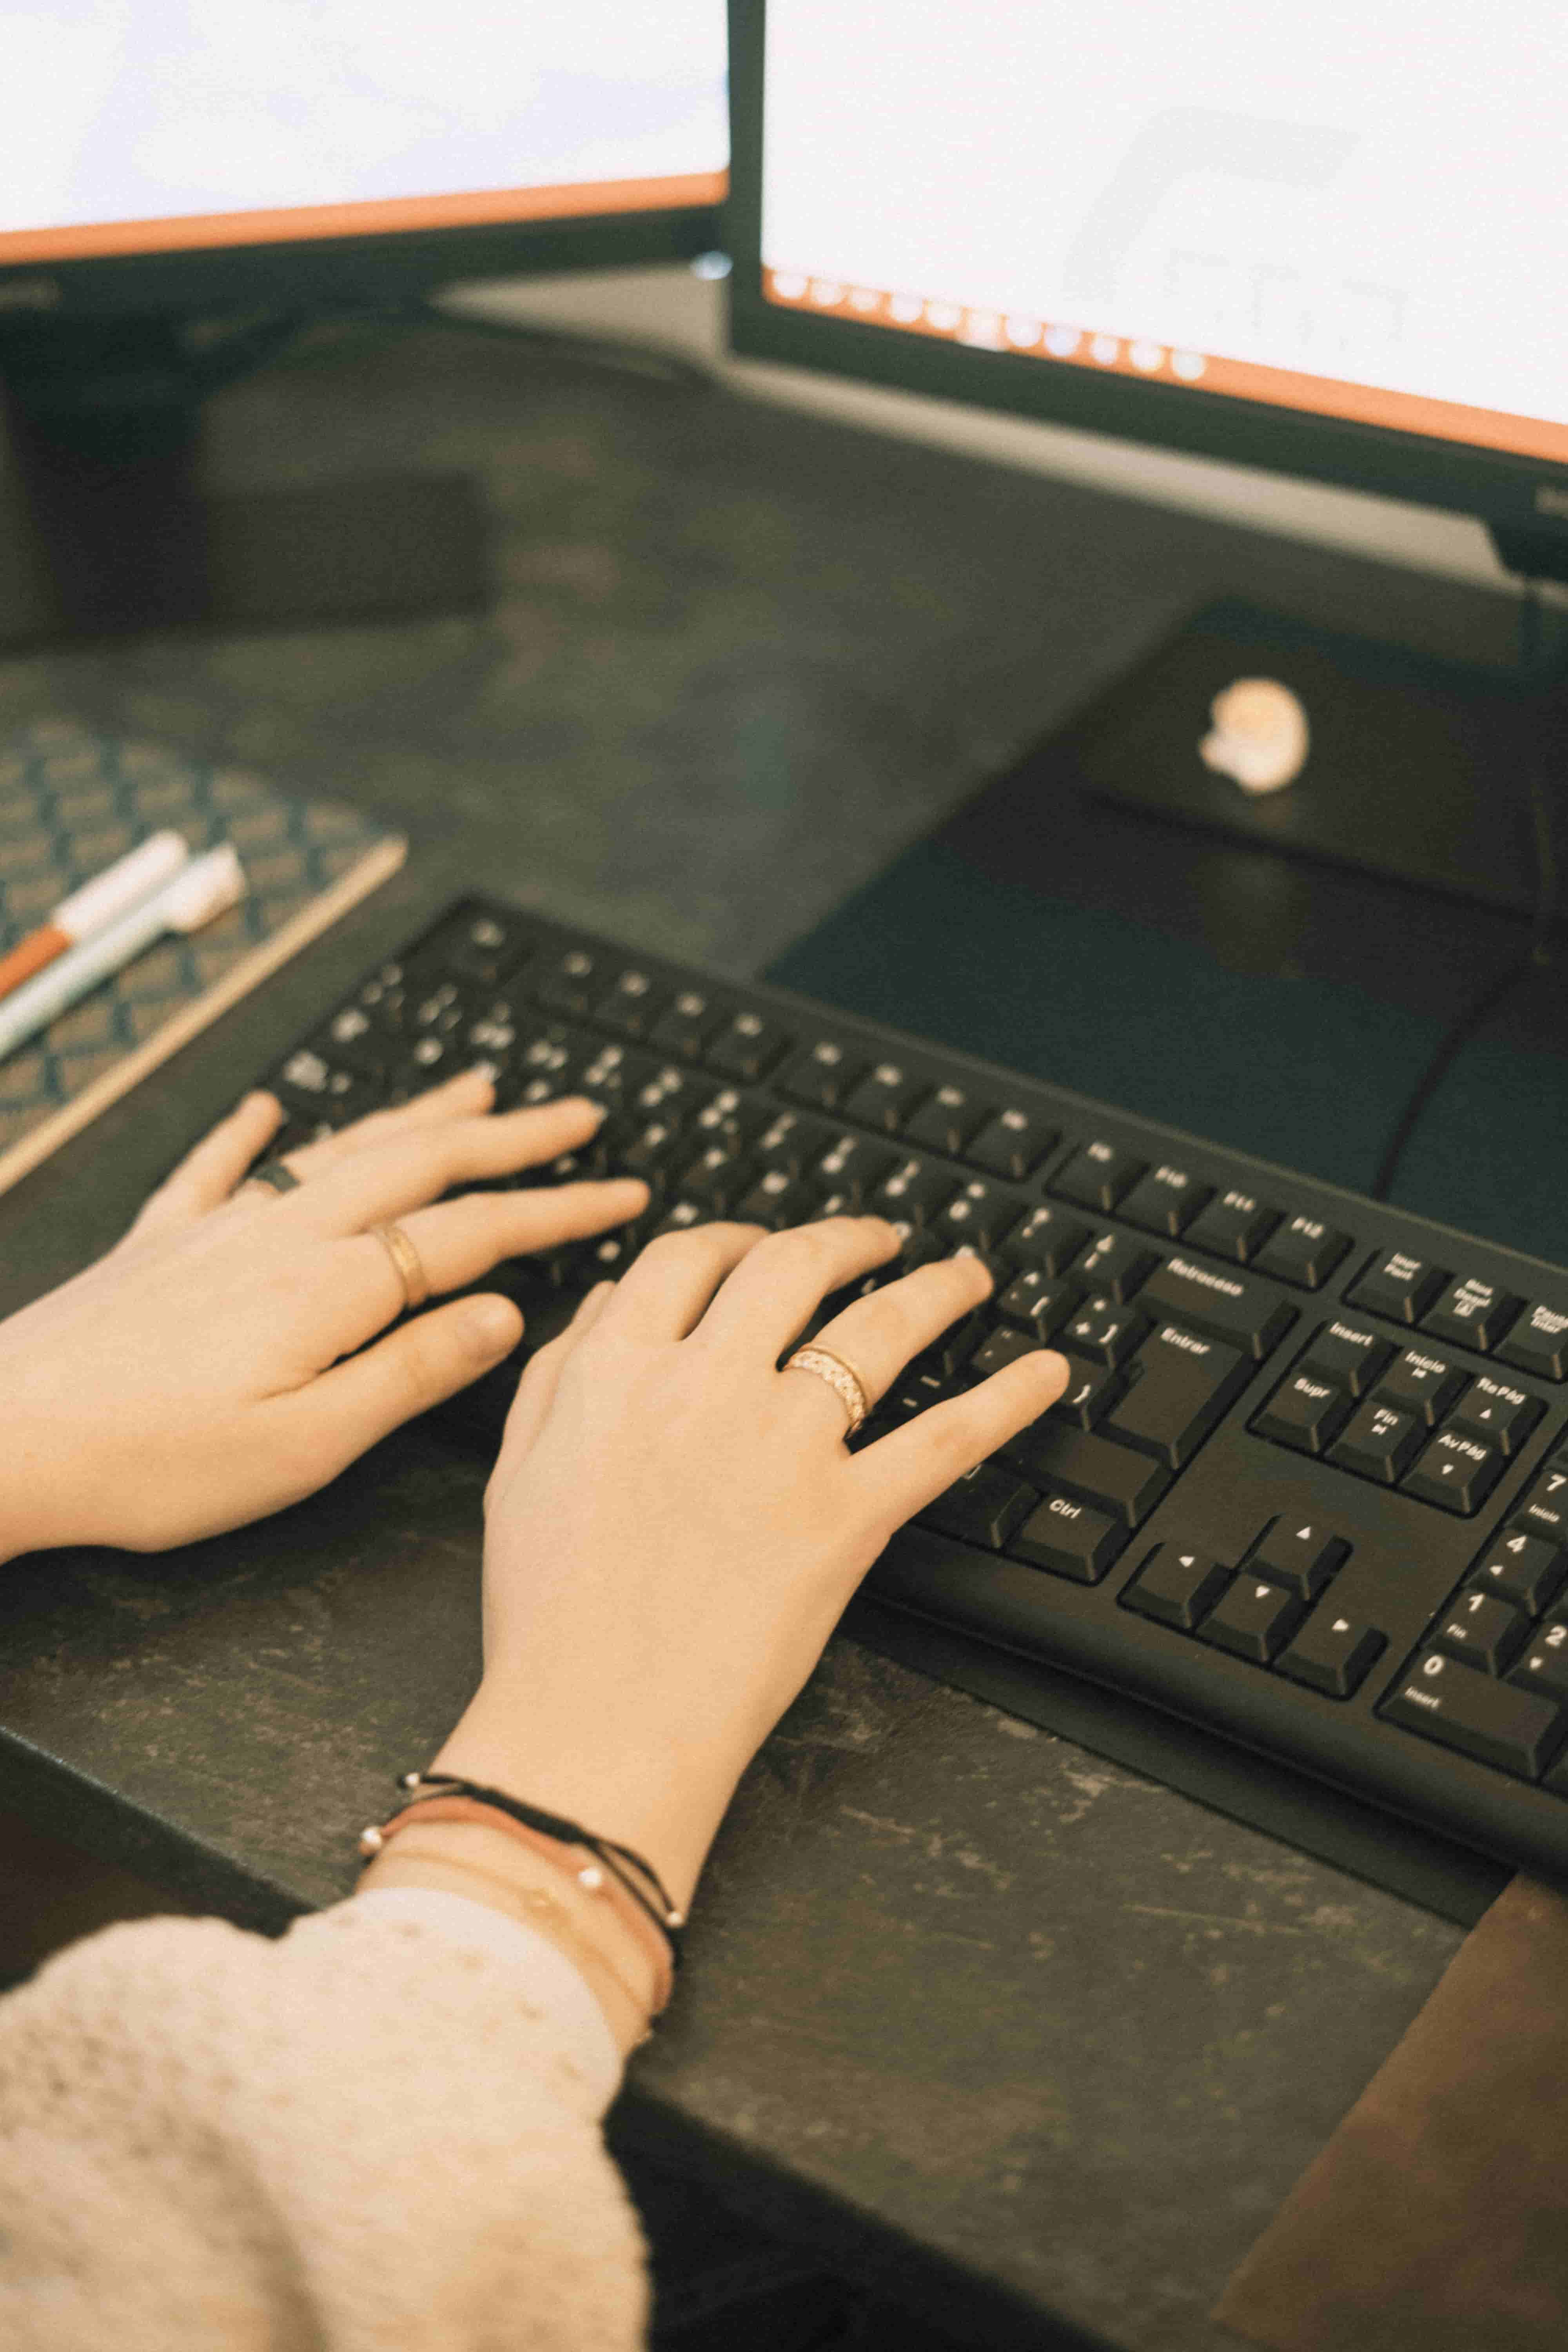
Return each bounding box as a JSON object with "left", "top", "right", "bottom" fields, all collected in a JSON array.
[
  {"left": 726, "top": 0, "right": 1568, "bottom": 556},
  {"left": 0, "top": 203, "right": 722, "bottom": 325}
]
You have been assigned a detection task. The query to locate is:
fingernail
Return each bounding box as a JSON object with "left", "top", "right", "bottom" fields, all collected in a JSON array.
[
  {"left": 1038, "top": 1350, "right": 1069, "bottom": 1380},
  {"left": 465, "top": 1298, "right": 523, "bottom": 1357}
]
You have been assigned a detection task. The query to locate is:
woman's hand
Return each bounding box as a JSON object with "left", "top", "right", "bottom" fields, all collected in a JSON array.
[
  {"left": 0, "top": 1069, "right": 647, "bottom": 1561},
  {"left": 432, "top": 1217, "right": 1071, "bottom": 1913}
]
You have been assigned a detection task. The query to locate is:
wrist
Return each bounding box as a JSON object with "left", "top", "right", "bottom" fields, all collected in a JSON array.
[
  {"left": 430, "top": 1674, "right": 748, "bottom": 1917},
  {"left": 357, "top": 1818, "right": 658, "bottom": 2055}
]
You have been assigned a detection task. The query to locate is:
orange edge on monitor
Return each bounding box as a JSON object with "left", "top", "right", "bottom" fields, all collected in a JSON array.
[
  {"left": 763, "top": 268, "right": 1568, "bottom": 471},
  {"left": 0, "top": 171, "right": 729, "bottom": 266}
]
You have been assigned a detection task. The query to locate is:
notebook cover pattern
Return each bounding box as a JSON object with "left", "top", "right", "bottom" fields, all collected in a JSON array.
[{"left": 0, "top": 719, "right": 405, "bottom": 1188}]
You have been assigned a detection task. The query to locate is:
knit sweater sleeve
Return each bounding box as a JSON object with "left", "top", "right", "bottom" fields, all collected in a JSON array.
[{"left": 0, "top": 1894, "right": 650, "bottom": 2352}]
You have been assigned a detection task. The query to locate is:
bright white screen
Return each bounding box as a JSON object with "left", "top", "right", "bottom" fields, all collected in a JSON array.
[
  {"left": 1, "top": 1, "right": 725, "bottom": 255},
  {"left": 760, "top": 0, "right": 1568, "bottom": 466}
]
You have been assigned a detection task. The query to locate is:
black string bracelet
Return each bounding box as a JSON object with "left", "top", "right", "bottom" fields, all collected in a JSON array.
[{"left": 370, "top": 1771, "right": 686, "bottom": 1968}]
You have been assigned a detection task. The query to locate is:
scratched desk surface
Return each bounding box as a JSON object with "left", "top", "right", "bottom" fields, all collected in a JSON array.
[{"left": 0, "top": 309, "right": 1497, "bottom": 2349}]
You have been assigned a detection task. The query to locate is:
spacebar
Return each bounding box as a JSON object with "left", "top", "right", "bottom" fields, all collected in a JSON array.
[{"left": 1000, "top": 1423, "right": 1171, "bottom": 1526}]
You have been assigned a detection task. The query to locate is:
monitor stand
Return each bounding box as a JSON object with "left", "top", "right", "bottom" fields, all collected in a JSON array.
[
  {"left": 1079, "top": 561, "right": 1568, "bottom": 920},
  {"left": 0, "top": 317, "right": 488, "bottom": 648}
]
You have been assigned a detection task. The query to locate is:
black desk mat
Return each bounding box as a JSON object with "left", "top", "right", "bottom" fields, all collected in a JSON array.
[{"left": 764, "top": 658, "right": 1568, "bottom": 1927}]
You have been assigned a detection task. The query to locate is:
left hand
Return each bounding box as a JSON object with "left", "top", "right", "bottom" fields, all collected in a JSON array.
[{"left": 0, "top": 1069, "right": 647, "bottom": 1561}]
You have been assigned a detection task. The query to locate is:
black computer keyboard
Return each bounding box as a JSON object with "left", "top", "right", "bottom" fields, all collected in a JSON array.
[{"left": 256, "top": 894, "right": 1568, "bottom": 1883}]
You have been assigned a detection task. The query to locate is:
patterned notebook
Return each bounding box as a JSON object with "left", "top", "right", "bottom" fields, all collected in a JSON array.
[{"left": 0, "top": 719, "right": 406, "bottom": 1195}]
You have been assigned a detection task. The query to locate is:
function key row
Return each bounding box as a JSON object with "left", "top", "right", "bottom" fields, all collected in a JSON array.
[
  {"left": 1347, "top": 1247, "right": 1568, "bottom": 1381},
  {"left": 1047, "top": 1139, "right": 1352, "bottom": 1289}
]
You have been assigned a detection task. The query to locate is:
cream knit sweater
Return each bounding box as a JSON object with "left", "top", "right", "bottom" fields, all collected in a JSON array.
[{"left": 0, "top": 1888, "right": 648, "bottom": 2350}]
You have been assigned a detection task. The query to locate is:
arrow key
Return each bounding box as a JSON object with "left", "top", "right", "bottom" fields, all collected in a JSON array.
[
  {"left": 1121, "top": 1545, "right": 1232, "bottom": 1632},
  {"left": 1247, "top": 1518, "right": 1350, "bottom": 1599},
  {"left": 1200, "top": 1576, "right": 1306, "bottom": 1664},
  {"left": 1401, "top": 1430, "right": 1504, "bottom": 1515}
]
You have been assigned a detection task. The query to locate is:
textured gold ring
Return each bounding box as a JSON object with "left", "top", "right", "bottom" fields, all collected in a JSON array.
[
  {"left": 370, "top": 1221, "right": 430, "bottom": 1312},
  {"left": 781, "top": 1344, "right": 871, "bottom": 1437}
]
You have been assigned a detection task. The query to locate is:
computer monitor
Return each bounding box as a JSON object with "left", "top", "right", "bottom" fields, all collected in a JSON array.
[
  {"left": 728, "top": 0, "right": 1568, "bottom": 916},
  {"left": 0, "top": 1, "right": 728, "bottom": 644}
]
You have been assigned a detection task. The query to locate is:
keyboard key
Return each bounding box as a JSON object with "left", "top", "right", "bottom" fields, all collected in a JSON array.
[
  {"left": 869, "top": 1155, "right": 958, "bottom": 1227},
  {"left": 707, "top": 1010, "right": 791, "bottom": 1082},
  {"left": 1300, "top": 1318, "right": 1392, "bottom": 1399},
  {"left": 1419, "top": 1276, "right": 1524, "bottom": 1355},
  {"left": 593, "top": 969, "right": 666, "bottom": 1038},
  {"left": 1136, "top": 1257, "right": 1295, "bottom": 1359},
  {"left": 1509, "top": 1619, "right": 1568, "bottom": 1704},
  {"left": 902, "top": 1083, "right": 986, "bottom": 1157},
  {"left": 675, "top": 1144, "right": 752, "bottom": 1214},
  {"left": 1121, "top": 1546, "right": 1232, "bottom": 1631},
  {"left": 1434, "top": 1590, "right": 1529, "bottom": 1674},
  {"left": 1277, "top": 1611, "right": 1386, "bottom": 1699},
  {"left": 754, "top": 1109, "right": 836, "bottom": 1178},
  {"left": 648, "top": 987, "right": 725, "bottom": 1062},
  {"left": 920, "top": 1464, "right": 1038, "bottom": 1551},
  {"left": 1104, "top": 1323, "right": 1249, "bottom": 1469},
  {"left": 1252, "top": 1214, "right": 1352, "bottom": 1290},
  {"left": 1003, "top": 1204, "right": 1092, "bottom": 1276},
  {"left": 813, "top": 1132, "right": 897, "bottom": 1207},
  {"left": 1058, "top": 1294, "right": 1149, "bottom": 1369},
  {"left": 997, "top": 1269, "right": 1081, "bottom": 1340},
  {"left": 1496, "top": 1300, "right": 1568, "bottom": 1383},
  {"left": 1328, "top": 1399, "right": 1424, "bottom": 1484},
  {"left": 1001, "top": 1423, "right": 1171, "bottom": 1525},
  {"left": 1382, "top": 1651, "right": 1564, "bottom": 1779},
  {"left": 1201, "top": 1576, "right": 1305, "bottom": 1665},
  {"left": 965, "top": 1107, "right": 1057, "bottom": 1181},
  {"left": 1009, "top": 1495, "right": 1126, "bottom": 1583},
  {"left": 1252, "top": 1371, "right": 1351, "bottom": 1456},
  {"left": 841, "top": 1059, "right": 926, "bottom": 1132},
  {"left": 693, "top": 1087, "right": 775, "bottom": 1155},
  {"left": 1369, "top": 1346, "right": 1465, "bottom": 1427},
  {"left": 1075, "top": 1230, "right": 1160, "bottom": 1304},
  {"left": 1048, "top": 1359, "right": 1122, "bottom": 1430},
  {"left": 777, "top": 1038, "right": 866, "bottom": 1112},
  {"left": 937, "top": 1177, "right": 1027, "bottom": 1253},
  {"left": 535, "top": 946, "right": 603, "bottom": 1016},
  {"left": 1118, "top": 1163, "right": 1212, "bottom": 1240},
  {"left": 1182, "top": 1188, "right": 1281, "bottom": 1266},
  {"left": 1347, "top": 1248, "right": 1449, "bottom": 1327},
  {"left": 967, "top": 1324, "right": 1047, "bottom": 1380},
  {"left": 1468, "top": 1529, "right": 1568, "bottom": 1615},
  {"left": 414, "top": 906, "right": 533, "bottom": 985},
  {"left": 1445, "top": 1375, "right": 1543, "bottom": 1456},
  {"left": 1051, "top": 1138, "right": 1147, "bottom": 1213},
  {"left": 735, "top": 1169, "right": 815, "bottom": 1229},
  {"left": 614, "top": 1118, "right": 683, "bottom": 1183},
  {"left": 1247, "top": 1519, "right": 1350, "bottom": 1599},
  {"left": 1517, "top": 1462, "right": 1568, "bottom": 1547},
  {"left": 1401, "top": 1430, "right": 1504, "bottom": 1515},
  {"left": 909, "top": 1308, "right": 983, "bottom": 1381}
]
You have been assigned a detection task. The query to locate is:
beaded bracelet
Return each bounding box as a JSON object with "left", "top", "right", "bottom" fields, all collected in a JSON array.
[{"left": 357, "top": 1773, "right": 685, "bottom": 2007}]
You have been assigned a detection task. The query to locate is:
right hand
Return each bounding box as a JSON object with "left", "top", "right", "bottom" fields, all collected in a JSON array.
[{"left": 434, "top": 1217, "right": 1070, "bottom": 1911}]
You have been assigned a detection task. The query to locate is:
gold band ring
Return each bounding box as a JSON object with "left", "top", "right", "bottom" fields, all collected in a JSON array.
[
  {"left": 370, "top": 1221, "right": 430, "bottom": 1312},
  {"left": 781, "top": 1344, "right": 871, "bottom": 1437}
]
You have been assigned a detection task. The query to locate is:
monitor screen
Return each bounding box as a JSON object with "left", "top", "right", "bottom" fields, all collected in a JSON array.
[
  {"left": 0, "top": 0, "right": 727, "bottom": 269},
  {"left": 738, "top": 0, "right": 1568, "bottom": 529}
]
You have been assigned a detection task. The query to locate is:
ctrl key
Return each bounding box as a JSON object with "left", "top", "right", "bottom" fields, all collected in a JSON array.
[
  {"left": 1009, "top": 1494, "right": 1126, "bottom": 1584},
  {"left": 1382, "top": 1650, "right": 1565, "bottom": 1779}
]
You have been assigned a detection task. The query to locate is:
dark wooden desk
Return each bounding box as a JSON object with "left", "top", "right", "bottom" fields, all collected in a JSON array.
[{"left": 0, "top": 314, "right": 1504, "bottom": 2350}]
